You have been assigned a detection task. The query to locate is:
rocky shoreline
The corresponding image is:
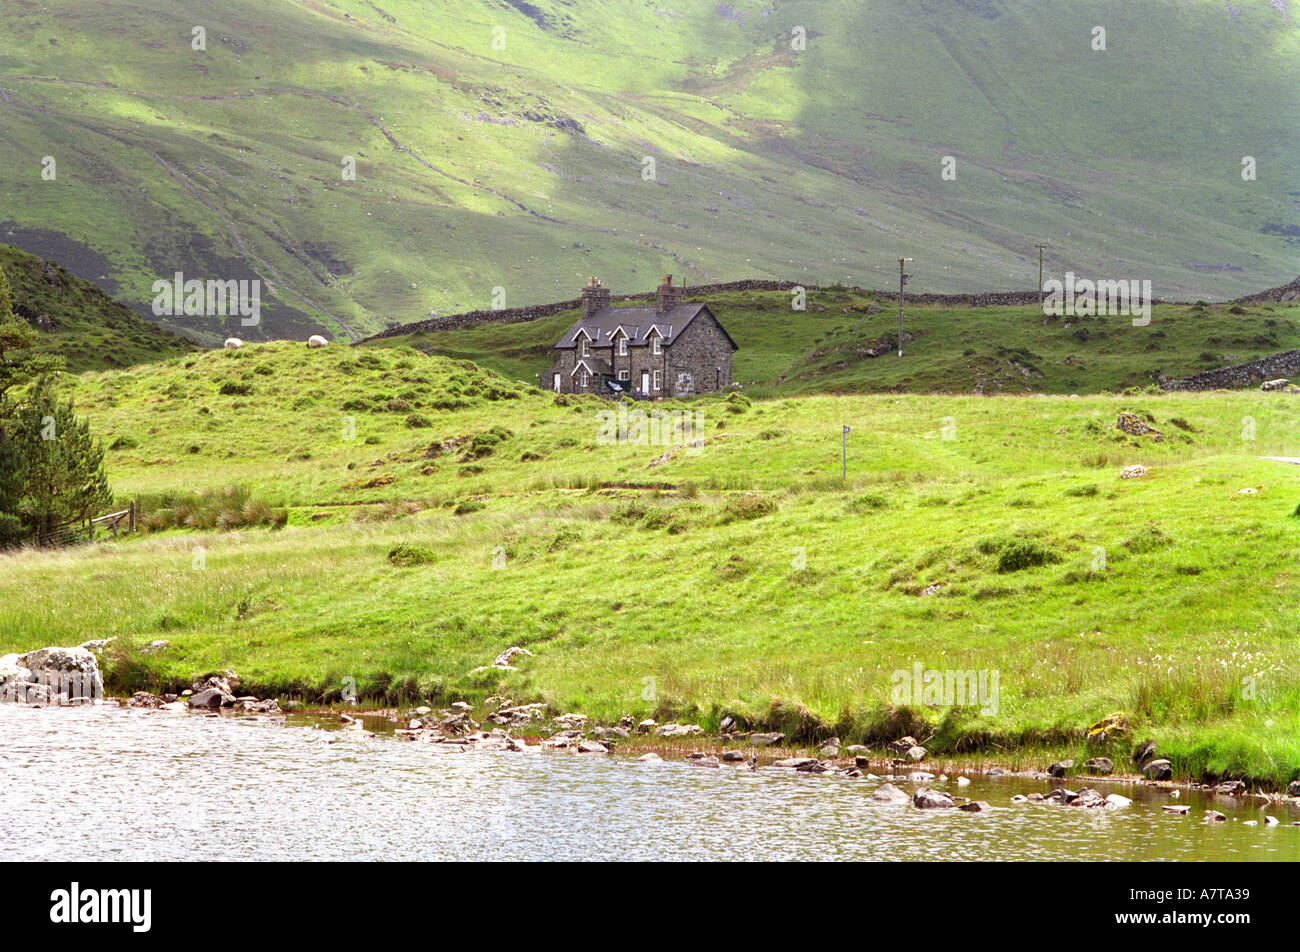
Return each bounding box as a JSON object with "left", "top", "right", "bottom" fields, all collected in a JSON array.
[{"left": 5, "top": 644, "right": 1300, "bottom": 814}]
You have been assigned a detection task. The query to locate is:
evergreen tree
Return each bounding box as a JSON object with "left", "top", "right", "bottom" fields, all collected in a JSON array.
[
  {"left": 15, "top": 375, "right": 112, "bottom": 537},
  {"left": 0, "top": 264, "right": 107, "bottom": 542}
]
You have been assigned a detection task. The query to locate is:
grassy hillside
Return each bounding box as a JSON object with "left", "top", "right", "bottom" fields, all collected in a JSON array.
[
  {"left": 367, "top": 286, "right": 1300, "bottom": 396},
  {"left": 1, "top": 341, "right": 1298, "bottom": 785},
  {"left": 0, "top": 0, "right": 1296, "bottom": 342},
  {"left": 0, "top": 244, "right": 195, "bottom": 372}
]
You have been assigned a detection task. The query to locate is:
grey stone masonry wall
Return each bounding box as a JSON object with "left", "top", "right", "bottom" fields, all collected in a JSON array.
[
  {"left": 1161, "top": 350, "right": 1300, "bottom": 391},
  {"left": 666, "top": 310, "right": 733, "bottom": 395}
]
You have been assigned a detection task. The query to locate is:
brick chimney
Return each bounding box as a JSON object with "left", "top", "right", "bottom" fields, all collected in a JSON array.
[
  {"left": 655, "top": 274, "right": 682, "bottom": 316},
  {"left": 580, "top": 277, "right": 610, "bottom": 320}
]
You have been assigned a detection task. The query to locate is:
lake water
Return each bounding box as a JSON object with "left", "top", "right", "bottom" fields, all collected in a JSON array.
[{"left": 3, "top": 704, "right": 1297, "bottom": 861}]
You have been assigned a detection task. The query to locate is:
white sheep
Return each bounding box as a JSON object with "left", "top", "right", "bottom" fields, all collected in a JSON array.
[
  {"left": 223, "top": 338, "right": 243, "bottom": 349},
  {"left": 307, "top": 335, "right": 329, "bottom": 348}
]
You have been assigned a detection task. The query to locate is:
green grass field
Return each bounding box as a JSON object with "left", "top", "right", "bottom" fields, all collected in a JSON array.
[
  {"left": 2, "top": 340, "right": 1298, "bottom": 786},
  {"left": 371, "top": 286, "right": 1300, "bottom": 396},
  {"left": 0, "top": 0, "right": 1296, "bottom": 341}
]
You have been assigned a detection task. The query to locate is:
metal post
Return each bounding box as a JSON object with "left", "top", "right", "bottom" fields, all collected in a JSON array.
[
  {"left": 1035, "top": 243, "right": 1047, "bottom": 309},
  {"left": 842, "top": 424, "right": 851, "bottom": 480}
]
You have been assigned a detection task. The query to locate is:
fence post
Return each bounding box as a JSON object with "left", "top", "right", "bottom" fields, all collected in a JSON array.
[{"left": 129, "top": 500, "right": 136, "bottom": 533}]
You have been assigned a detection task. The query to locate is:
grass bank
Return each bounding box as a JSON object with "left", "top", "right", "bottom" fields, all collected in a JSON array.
[{"left": 1, "top": 342, "right": 1298, "bottom": 787}]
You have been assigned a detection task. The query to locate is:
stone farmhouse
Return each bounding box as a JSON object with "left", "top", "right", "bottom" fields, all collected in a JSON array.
[{"left": 544, "top": 276, "right": 738, "bottom": 397}]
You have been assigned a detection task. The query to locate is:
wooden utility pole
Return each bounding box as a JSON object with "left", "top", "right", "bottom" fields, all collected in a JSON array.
[
  {"left": 897, "top": 257, "right": 912, "bottom": 357},
  {"left": 1035, "top": 243, "right": 1047, "bottom": 308}
]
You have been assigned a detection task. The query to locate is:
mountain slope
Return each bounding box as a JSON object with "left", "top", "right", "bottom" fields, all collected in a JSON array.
[
  {"left": 0, "top": 244, "right": 195, "bottom": 372},
  {"left": 0, "top": 0, "right": 1296, "bottom": 342}
]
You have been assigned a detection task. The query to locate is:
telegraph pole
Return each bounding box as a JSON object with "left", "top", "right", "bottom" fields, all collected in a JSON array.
[
  {"left": 1034, "top": 243, "right": 1047, "bottom": 309},
  {"left": 897, "top": 257, "right": 912, "bottom": 357}
]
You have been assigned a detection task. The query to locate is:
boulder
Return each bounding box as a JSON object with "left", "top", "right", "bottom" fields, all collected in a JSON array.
[
  {"left": 1119, "top": 464, "right": 1147, "bottom": 480},
  {"left": 636, "top": 718, "right": 656, "bottom": 734},
  {"left": 1083, "top": 757, "right": 1114, "bottom": 775},
  {"left": 1047, "top": 760, "right": 1074, "bottom": 778},
  {"left": 576, "top": 741, "right": 608, "bottom": 754},
  {"left": 690, "top": 756, "right": 721, "bottom": 768},
  {"left": 1132, "top": 739, "right": 1157, "bottom": 766},
  {"left": 748, "top": 731, "right": 784, "bottom": 747},
  {"left": 959, "top": 800, "right": 992, "bottom": 813},
  {"left": 890, "top": 736, "right": 919, "bottom": 754},
  {"left": 594, "top": 726, "right": 630, "bottom": 740},
  {"left": 492, "top": 646, "right": 533, "bottom": 668},
  {"left": 772, "top": 757, "right": 818, "bottom": 770},
  {"left": 870, "top": 783, "right": 912, "bottom": 805},
  {"left": 1162, "top": 804, "right": 1190, "bottom": 815},
  {"left": 1260, "top": 378, "right": 1291, "bottom": 392},
  {"left": 654, "top": 723, "right": 703, "bottom": 738},
  {"left": 1141, "top": 759, "right": 1173, "bottom": 781},
  {"left": 844, "top": 744, "right": 870, "bottom": 756},
  {"left": 956, "top": 776, "right": 971, "bottom": 787},
  {"left": 721, "top": 750, "right": 746, "bottom": 763},
  {"left": 129, "top": 692, "right": 167, "bottom": 709},
  {"left": 1069, "top": 788, "right": 1106, "bottom": 808},
  {"left": 854, "top": 755, "right": 871, "bottom": 769},
  {"left": 188, "top": 687, "right": 233, "bottom": 710},
  {"left": 1010, "top": 794, "right": 1029, "bottom": 803},
  {"left": 1264, "top": 815, "right": 1279, "bottom": 827},
  {"left": 1204, "top": 810, "right": 1227, "bottom": 823},
  {"left": 817, "top": 737, "right": 841, "bottom": 757},
  {"left": 23, "top": 646, "right": 100, "bottom": 676},
  {"left": 1288, "top": 780, "right": 1300, "bottom": 798},
  {"left": 913, "top": 788, "right": 956, "bottom": 810},
  {"left": 0, "top": 654, "right": 33, "bottom": 690},
  {"left": 11, "top": 682, "right": 52, "bottom": 704},
  {"left": 1116, "top": 412, "right": 1163, "bottom": 442},
  {"left": 906, "top": 745, "right": 927, "bottom": 762},
  {"left": 1214, "top": 780, "right": 1245, "bottom": 796},
  {"left": 637, "top": 752, "right": 662, "bottom": 763},
  {"left": 1104, "top": 794, "right": 1132, "bottom": 809}
]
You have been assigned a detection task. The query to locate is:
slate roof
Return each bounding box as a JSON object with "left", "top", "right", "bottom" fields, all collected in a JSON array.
[{"left": 555, "top": 303, "right": 735, "bottom": 350}]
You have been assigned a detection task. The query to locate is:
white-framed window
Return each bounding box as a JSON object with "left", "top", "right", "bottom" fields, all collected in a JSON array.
[
  {"left": 652, "top": 335, "right": 662, "bottom": 355},
  {"left": 618, "top": 337, "right": 627, "bottom": 356},
  {"left": 652, "top": 369, "right": 662, "bottom": 391},
  {"left": 581, "top": 338, "right": 590, "bottom": 357},
  {"left": 580, "top": 371, "right": 589, "bottom": 389},
  {"left": 618, "top": 370, "right": 629, "bottom": 381}
]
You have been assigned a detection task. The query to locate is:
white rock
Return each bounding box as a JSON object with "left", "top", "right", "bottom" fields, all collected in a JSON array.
[{"left": 957, "top": 776, "right": 971, "bottom": 787}]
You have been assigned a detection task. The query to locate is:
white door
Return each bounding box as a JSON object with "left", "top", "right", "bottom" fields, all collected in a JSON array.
[
  {"left": 552, "top": 373, "right": 560, "bottom": 393},
  {"left": 640, "top": 370, "right": 649, "bottom": 394}
]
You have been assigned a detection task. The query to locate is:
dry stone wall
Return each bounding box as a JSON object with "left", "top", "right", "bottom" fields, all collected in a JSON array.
[{"left": 1160, "top": 350, "right": 1300, "bottom": 391}]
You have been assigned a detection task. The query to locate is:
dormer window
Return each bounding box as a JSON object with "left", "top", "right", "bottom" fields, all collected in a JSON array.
[
  {"left": 650, "top": 330, "right": 663, "bottom": 355},
  {"left": 619, "top": 337, "right": 628, "bottom": 356},
  {"left": 581, "top": 338, "right": 590, "bottom": 357}
]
